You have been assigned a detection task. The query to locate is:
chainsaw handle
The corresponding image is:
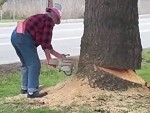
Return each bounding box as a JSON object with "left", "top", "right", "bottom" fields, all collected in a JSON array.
[{"left": 62, "top": 54, "right": 70, "bottom": 57}]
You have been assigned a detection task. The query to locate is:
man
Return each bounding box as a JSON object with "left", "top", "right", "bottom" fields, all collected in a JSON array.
[{"left": 11, "top": 7, "right": 63, "bottom": 98}]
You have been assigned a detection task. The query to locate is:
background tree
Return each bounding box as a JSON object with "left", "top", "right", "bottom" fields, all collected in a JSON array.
[
  {"left": 78, "top": 0, "right": 143, "bottom": 90},
  {"left": 0, "top": 0, "right": 7, "bottom": 20},
  {"left": 0, "top": 0, "right": 6, "bottom": 8}
]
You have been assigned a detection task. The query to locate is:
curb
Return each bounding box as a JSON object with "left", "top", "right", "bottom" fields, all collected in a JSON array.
[
  {"left": 139, "top": 14, "right": 150, "bottom": 18},
  {"left": 0, "top": 19, "right": 84, "bottom": 27},
  {"left": 0, "top": 22, "right": 17, "bottom": 27},
  {"left": 0, "top": 14, "right": 150, "bottom": 27}
]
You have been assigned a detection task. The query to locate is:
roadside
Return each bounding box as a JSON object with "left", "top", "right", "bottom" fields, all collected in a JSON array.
[
  {"left": 0, "top": 47, "right": 150, "bottom": 113},
  {"left": 0, "top": 19, "right": 84, "bottom": 27},
  {"left": 140, "top": 14, "right": 150, "bottom": 18},
  {"left": 0, "top": 13, "right": 150, "bottom": 27}
]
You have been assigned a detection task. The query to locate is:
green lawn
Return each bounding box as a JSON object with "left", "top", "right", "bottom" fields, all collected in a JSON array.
[
  {"left": 0, "top": 104, "right": 60, "bottom": 113},
  {"left": 0, "top": 67, "right": 67, "bottom": 113},
  {"left": 0, "top": 67, "right": 66, "bottom": 98},
  {"left": 0, "top": 48, "right": 150, "bottom": 113},
  {"left": 136, "top": 48, "right": 150, "bottom": 81},
  {"left": 0, "top": 19, "right": 22, "bottom": 23}
]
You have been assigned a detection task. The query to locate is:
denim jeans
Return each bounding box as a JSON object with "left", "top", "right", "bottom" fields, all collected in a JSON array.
[{"left": 11, "top": 29, "right": 41, "bottom": 93}]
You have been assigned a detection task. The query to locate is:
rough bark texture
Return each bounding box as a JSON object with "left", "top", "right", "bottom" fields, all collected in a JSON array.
[
  {"left": 79, "top": 0, "right": 142, "bottom": 70},
  {"left": 78, "top": 64, "right": 142, "bottom": 91},
  {"left": 78, "top": 0, "right": 143, "bottom": 90}
]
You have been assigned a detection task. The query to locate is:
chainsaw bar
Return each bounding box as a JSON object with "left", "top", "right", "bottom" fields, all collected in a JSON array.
[{"left": 48, "top": 54, "right": 74, "bottom": 76}]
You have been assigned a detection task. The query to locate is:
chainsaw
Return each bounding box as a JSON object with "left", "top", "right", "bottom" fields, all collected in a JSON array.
[{"left": 48, "top": 54, "right": 74, "bottom": 76}]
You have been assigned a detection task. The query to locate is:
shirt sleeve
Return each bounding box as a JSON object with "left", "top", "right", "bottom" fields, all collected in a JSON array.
[{"left": 41, "top": 19, "right": 54, "bottom": 50}]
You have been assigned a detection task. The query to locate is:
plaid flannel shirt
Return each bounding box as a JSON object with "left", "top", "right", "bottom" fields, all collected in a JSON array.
[{"left": 25, "top": 14, "right": 55, "bottom": 50}]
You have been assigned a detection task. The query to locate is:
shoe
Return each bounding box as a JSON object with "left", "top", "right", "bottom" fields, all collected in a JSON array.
[
  {"left": 27, "top": 91, "right": 48, "bottom": 98},
  {"left": 21, "top": 89, "right": 27, "bottom": 94}
]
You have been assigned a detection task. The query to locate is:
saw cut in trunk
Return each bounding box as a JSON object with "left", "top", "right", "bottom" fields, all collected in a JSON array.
[{"left": 78, "top": 0, "right": 143, "bottom": 90}]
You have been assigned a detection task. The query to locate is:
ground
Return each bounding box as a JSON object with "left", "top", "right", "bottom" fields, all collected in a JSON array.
[
  {"left": 0, "top": 63, "right": 20, "bottom": 76},
  {"left": 1, "top": 63, "right": 150, "bottom": 113}
]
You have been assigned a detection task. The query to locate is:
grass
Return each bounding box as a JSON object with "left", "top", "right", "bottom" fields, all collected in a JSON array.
[
  {"left": 0, "top": 104, "right": 60, "bottom": 113},
  {"left": 0, "top": 48, "right": 150, "bottom": 113},
  {"left": 0, "top": 67, "right": 67, "bottom": 113},
  {"left": 0, "top": 73, "right": 20, "bottom": 98},
  {"left": 0, "top": 66, "right": 66, "bottom": 98},
  {"left": 0, "top": 19, "right": 23, "bottom": 23},
  {"left": 39, "top": 66, "right": 67, "bottom": 86},
  {"left": 136, "top": 48, "right": 150, "bottom": 81}
]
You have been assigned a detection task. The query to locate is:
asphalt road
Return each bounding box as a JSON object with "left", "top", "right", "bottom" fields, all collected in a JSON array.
[
  {"left": 0, "top": 15, "right": 150, "bottom": 64},
  {"left": 0, "top": 21, "right": 83, "bottom": 64}
]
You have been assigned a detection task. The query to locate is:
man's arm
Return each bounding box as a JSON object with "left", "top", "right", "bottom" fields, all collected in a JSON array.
[{"left": 44, "top": 49, "right": 51, "bottom": 63}]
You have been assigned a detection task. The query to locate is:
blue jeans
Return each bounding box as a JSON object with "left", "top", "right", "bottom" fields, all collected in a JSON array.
[{"left": 11, "top": 29, "right": 41, "bottom": 93}]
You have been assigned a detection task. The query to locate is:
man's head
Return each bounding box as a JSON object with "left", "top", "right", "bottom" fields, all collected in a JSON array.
[{"left": 46, "top": 7, "right": 61, "bottom": 24}]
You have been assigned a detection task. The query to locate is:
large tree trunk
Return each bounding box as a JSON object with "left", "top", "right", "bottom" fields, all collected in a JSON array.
[
  {"left": 78, "top": 0, "right": 143, "bottom": 90},
  {"left": 79, "top": 0, "right": 142, "bottom": 70}
]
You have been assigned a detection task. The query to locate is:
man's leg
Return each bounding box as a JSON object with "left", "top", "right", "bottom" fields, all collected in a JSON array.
[
  {"left": 15, "top": 33, "right": 47, "bottom": 98},
  {"left": 11, "top": 31, "right": 47, "bottom": 98},
  {"left": 15, "top": 33, "right": 41, "bottom": 94},
  {"left": 11, "top": 29, "right": 28, "bottom": 93}
]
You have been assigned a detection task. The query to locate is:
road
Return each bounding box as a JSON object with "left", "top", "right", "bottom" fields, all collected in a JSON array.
[
  {"left": 0, "top": 15, "right": 150, "bottom": 64},
  {"left": 0, "top": 21, "right": 83, "bottom": 64}
]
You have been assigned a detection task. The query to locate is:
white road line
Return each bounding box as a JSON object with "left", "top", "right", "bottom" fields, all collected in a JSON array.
[
  {"left": 0, "top": 36, "right": 81, "bottom": 46},
  {"left": 53, "top": 37, "right": 81, "bottom": 41},
  {"left": 140, "top": 14, "right": 150, "bottom": 17},
  {"left": 0, "top": 27, "right": 83, "bottom": 30},
  {"left": 0, "top": 34, "right": 10, "bottom": 37},
  {"left": 140, "top": 22, "right": 150, "bottom": 25},
  {"left": 0, "top": 28, "right": 150, "bottom": 41},
  {"left": 0, "top": 42, "right": 11, "bottom": 45},
  {"left": 140, "top": 29, "right": 150, "bottom": 33},
  {"left": 54, "top": 28, "right": 83, "bottom": 32},
  {"left": 0, "top": 28, "right": 150, "bottom": 38},
  {"left": 0, "top": 28, "right": 83, "bottom": 37},
  {"left": 0, "top": 26, "right": 15, "bottom": 29}
]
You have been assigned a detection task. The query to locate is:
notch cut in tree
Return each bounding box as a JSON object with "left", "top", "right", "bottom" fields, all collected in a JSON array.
[{"left": 78, "top": 0, "right": 145, "bottom": 90}]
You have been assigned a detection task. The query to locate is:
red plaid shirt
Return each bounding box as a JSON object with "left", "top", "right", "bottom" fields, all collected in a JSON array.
[{"left": 25, "top": 14, "right": 55, "bottom": 50}]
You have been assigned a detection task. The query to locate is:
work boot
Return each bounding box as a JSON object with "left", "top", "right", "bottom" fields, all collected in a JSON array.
[
  {"left": 21, "top": 89, "right": 27, "bottom": 94},
  {"left": 27, "top": 91, "right": 48, "bottom": 98}
]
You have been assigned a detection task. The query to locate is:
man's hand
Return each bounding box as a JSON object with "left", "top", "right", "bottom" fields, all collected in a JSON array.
[
  {"left": 47, "top": 59, "right": 58, "bottom": 68},
  {"left": 48, "top": 63, "right": 56, "bottom": 68}
]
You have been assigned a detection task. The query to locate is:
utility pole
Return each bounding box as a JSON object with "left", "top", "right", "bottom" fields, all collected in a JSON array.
[
  {"left": 0, "top": 0, "right": 7, "bottom": 21},
  {"left": 48, "top": 0, "right": 53, "bottom": 7},
  {"left": 0, "top": 9, "right": 2, "bottom": 21},
  {"left": 13, "top": 0, "right": 16, "bottom": 21}
]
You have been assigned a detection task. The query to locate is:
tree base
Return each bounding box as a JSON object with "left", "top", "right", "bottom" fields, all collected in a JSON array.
[
  {"left": 4, "top": 75, "right": 150, "bottom": 113},
  {"left": 78, "top": 65, "right": 143, "bottom": 91}
]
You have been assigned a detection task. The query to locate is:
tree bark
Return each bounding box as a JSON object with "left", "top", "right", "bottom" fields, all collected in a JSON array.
[
  {"left": 79, "top": 0, "right": 142, "bottom": 70},
  {"left": 78, "top": 0, "right": 143, "bottom": 90}
]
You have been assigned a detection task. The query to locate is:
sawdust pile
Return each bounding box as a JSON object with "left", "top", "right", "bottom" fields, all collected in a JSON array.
[
  {"left": 1, "top": 61, "right": 150, "bottom": 112},
  {"left": 30, "top": 77, "right": 150, "bottom": 113}
]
